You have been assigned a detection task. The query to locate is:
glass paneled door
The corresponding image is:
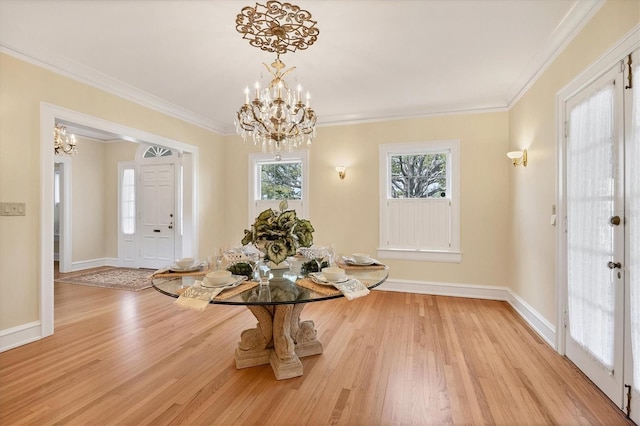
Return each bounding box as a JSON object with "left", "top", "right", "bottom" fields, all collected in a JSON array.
[
  {"left": 564, "top": 50, "right": 639, "bottom": 421},
  {"left": 565, "top": 64, "right": 624, "bottom": 407}
]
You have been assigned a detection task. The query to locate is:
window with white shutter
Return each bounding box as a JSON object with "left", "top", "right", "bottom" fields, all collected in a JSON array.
[{"left": 378, "top": 140, "right": 461, "bottom": 262}]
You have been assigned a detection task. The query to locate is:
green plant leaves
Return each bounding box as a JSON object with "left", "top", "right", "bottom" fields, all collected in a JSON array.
[{"left": 242, "top": 207, "right": 314, "bottom": 263}]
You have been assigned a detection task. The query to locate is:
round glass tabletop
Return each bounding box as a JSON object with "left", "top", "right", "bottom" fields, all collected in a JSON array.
[{"left": 152, "top": 268, "right": 388, "bottom": 306}]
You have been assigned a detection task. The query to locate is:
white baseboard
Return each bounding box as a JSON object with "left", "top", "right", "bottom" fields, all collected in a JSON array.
[
  {"left": 0, "top": 321, "right": 42, "bottom": 353},
  {"left": 70, "top": 257, "right": 120, "bottom": 272},
  {"left": 2, "top": 277, "right": 557, "bottom": 353},
  {"left": 377, "top": 279, "right": 556, "bottom": 349}
]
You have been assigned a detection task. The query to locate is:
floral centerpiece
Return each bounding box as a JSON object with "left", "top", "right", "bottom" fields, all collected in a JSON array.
[{"left": 241, "top": 201, "right": 314, "bottom": 265}]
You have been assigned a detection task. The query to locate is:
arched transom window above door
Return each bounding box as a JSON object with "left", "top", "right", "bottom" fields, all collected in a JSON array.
[{"left": 143, "top": 145, "right": 174, "bottom": 158}]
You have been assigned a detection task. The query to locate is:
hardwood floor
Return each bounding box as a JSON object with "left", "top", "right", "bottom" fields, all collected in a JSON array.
[{"left": 0, "top": 282, "right": 632, "bottom": 425}]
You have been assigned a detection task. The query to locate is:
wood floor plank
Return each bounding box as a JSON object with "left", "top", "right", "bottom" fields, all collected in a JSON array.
[{"left": 0, "top": 282, "right": 633, "bottom": 425}]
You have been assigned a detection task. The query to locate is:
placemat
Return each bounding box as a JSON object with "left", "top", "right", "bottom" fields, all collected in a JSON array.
[
  {"left": 214, "top": 280, "right": 259, "bottom": 300},
  {"left": 175, "top": 280, "right": 259, "bottom": 300},
  {"left": 336, "top": 259, "right": 387, "bottom": 272},
  {"left": 153, "top": 266, "right": 212, "bottom": 278},
  {"left": 295, "top": 277, "right": 341, "bottom": 296}
]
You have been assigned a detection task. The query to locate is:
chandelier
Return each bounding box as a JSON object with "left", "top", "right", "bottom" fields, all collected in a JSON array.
[
  {"left": 234, "top": 1, "right": 319, "bottom": 160},
  {"left": 54, "top": 123, "right": 77, "bottom": 155}
]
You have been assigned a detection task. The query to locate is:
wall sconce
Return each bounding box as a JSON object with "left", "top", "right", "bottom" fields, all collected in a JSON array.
[
  {"left": 335, "top": 166, "right": 346, "bottom": 180},
  {"left": 507, "top": 149, "right": 527, "bottom": 167}
]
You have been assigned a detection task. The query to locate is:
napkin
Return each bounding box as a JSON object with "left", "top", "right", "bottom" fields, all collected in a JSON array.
[
  {"left": 332, "top": 278, "right": 370, "bottom": 301},
  {"left": 152, "top": 266, "right": 171, "bottom": 276},
  {"left": 174, "top": 280, "right": 224, "bottom": 311}
]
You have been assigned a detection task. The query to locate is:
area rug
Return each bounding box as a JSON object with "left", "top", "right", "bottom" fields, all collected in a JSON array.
[{"left": 55, "top": 267, "right": 154, "bottom": 291}]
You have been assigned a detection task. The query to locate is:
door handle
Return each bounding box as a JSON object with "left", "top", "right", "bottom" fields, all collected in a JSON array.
[
  {"left": 607, "top": 261, "right": 621, "bottom": 269},
  {"left": 609, "top": 215, "right": 621, "bottom": 226},
  {"left": 153, "top": 229, "right": 161, "bottom": 233}
]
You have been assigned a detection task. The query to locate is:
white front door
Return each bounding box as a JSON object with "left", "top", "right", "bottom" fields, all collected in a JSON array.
[
  {"left": 139, "top": 164, "right": 176, "bottom": 269},
  {"left": 565, "top": 64, "right": 625, "bottom": 407}
]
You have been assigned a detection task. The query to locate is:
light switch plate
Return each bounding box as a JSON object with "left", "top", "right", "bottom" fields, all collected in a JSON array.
[{"left": 0, "top": 202, "right": 26, "bottom": 216}]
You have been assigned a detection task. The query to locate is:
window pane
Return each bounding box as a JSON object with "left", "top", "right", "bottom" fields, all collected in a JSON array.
[
  {"left": 260, "top": 162, "right": 302, "bottom": 200},
  {"left": 390, "top": 153, "right": 447, "bottom": 198},
  {"left": 121, "top": 168, "right": 135, "bottom": 235},
  {"left": 143, "top": 145, "right": 173, "bottom": 158}
]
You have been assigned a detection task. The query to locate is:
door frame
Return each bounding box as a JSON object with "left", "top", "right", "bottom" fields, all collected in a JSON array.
[
  {"left": 555, "top": 25, "right": 640, "bottom": 355},
  {"left": 39, "top": 103, "right": 199, "bottom": 337},
  {"left": 54, "top": 156, "right": 72, "bottom": 273}
]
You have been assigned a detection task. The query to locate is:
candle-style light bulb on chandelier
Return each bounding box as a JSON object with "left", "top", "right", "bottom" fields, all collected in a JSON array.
[
  {"left": 234, "top": 1, "right": 319, "bottom": 160},
  {"left": 54, "top": 123, "right": 77, "bottom": 155}
]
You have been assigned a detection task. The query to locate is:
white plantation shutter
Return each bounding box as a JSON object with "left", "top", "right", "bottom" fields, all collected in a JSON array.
[
  {"left": 385, "top": 199, "right": 450, "bottom": 250},
  {"left": 378, "top": 140, "right": 460, "bottom": 262}
]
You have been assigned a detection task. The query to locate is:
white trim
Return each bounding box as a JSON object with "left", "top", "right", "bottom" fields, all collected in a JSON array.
[
  {"left": 1, "top": 45, "right": 224, "bottom": 134},
  {"left": 557, "top": 24, "right": 640, "bottom": 102},
  {"left": 555, "top": 24, "right": 640, "bottom": 354},
  {"left": 40, "top": 107, "right": 55, "bottom": 338},
  {"left": 67, "top": 257, "right": 120, "bottom": 272},
  {"left": 507, "top": 0, "right": 606, "bottom": 109},
  {"left": 0, "top": 321, "right": 42, "bottom": 353},
  {"left": 248, "top": 150, "right": 310, "bottom": 225},
  {"left": 378, "top": 279, "right": 556, "bottom": 349},
  {"left": 377, "top": 248, "right": 462, "bottom": 263},
  {"left": 318, "top": 107, "right": 509, "bottom": 130},
  {"left": 378, "top": 139, "right": 461, "bottom": 258},
  {"left": 38, "top": 103, "right": 200, "bottom": 348},
  {"left": 54, "top": 156, "right": 72, "bottom": 273}
]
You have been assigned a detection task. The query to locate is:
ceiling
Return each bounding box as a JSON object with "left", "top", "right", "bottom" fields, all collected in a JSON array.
[{"left": 0, "top": 0, "right": 603, "bottom": 135}]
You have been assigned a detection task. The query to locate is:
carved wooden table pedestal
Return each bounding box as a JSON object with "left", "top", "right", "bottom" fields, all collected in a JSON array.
[{"left": 234, "top": 304, "right": 323, "bottom": 380}]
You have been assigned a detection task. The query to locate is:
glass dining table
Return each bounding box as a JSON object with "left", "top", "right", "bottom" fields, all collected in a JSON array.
[{"left": 152, "top": 267, "right": 388, "bottom": 380}]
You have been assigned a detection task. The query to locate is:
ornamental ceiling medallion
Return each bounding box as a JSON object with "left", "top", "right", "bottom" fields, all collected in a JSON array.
[{"left": 234, "top": 1, "right": 320, "bottom": 160}]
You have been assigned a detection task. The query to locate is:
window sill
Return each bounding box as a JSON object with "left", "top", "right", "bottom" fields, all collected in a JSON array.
[{"left": 377, "top": 248, "right": 462, "bottom": 263}]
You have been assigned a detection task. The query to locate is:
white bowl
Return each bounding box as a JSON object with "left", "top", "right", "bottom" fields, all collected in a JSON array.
[
  {"left": 352, "top": 253, "right": 372, "bottom": 264},
  {"left": 206, "top": 270, "right": 232, "bottom": 285},
  {"left": 322, "top": 266, "right": 347, "bottom": 282},
  {"left": 175, "top": 257, "right": 196, "bottom": 268}
]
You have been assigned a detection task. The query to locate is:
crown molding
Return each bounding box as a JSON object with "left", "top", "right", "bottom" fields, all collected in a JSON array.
[
  {"left": 1, "top": 44, "right": 226, "bottom": 134},
  {"left": 506, "top": 0, "right": 605, "bottom": 109}
]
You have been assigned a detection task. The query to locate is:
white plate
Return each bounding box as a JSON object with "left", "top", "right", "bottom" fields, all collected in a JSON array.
[
  {"left": 201, "top": 275, "right": 244, "bottom": 288},
  {"left": 169, "top": 263, "right": 203, "bottom": 272},
  {"left": 344, "top": 257, "right": 375, "bottom": 266},
  {"left": 310, "top": 273, "right": 349, "bottom": 285}
]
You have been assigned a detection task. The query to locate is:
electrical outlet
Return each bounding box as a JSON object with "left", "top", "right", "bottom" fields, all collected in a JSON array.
[{"left": 0, "top": 202, "right": 26, "bottom": 216}]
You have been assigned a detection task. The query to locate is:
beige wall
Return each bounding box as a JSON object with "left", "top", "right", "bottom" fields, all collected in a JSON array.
[
  {"left": 508, "top": 0, "right": 640, "bottom": 324},
  {"left": 225, "top": 112, "right": 512, "bottom": 287},
  {"left": 1, "top": 0, "right": 637, "bottom": 337},
  {"left": 0, "top": 52, "right": 225, "bottom": 330},
  {"left": 71, "top": 137, "right": 106, "bottom": 261},
  {"left": 61, "top": 138, "right": 139, "bottom": 264}
]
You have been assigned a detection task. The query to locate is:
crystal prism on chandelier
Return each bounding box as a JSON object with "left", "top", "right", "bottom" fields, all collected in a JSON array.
[
  {"left": 54, "top": 123, "right": 77, "bottom": 155},
  {"left": 234, "top": 1, "right": 319, "bottom": 160}
]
